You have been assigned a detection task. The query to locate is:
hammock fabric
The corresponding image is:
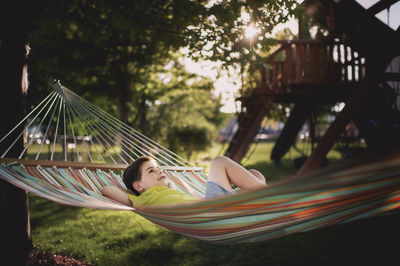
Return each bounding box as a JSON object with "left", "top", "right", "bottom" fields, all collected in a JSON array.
[
  {"left": 2, "top": 151, "right": 400, "bottom": 244},
  {"left": 1, "top": 82, "right": 400, "bottom": 244}
]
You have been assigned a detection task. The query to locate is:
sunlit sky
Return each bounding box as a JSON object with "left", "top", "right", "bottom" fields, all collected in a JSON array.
[
  {"left": 184, "top": 0, "right": 399, "bottom": 113},
  {"left": 357, "top": 0, "right": 400, "bottom": 30}
]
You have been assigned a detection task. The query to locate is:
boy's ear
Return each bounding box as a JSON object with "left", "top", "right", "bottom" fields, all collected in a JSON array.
[{"left": 132, "top": 182, "right": 143, "bottom": 193}]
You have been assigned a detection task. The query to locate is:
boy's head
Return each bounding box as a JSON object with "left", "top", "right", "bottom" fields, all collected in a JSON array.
[
  {"left": 123, "top": 156, "right": 168, "bottom": 195},
  {"left": 123, "top": 156, "right": 153, "bottom": 196}
]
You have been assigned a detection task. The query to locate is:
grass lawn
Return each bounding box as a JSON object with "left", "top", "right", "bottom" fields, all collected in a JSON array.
[{"left": 29, "top": 142, "right": 400, "bottom": 265}]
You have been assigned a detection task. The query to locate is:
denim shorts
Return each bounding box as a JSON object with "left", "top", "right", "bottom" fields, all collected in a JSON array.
[{"left": 205, "top": 181, "right": 234, "bottom": 199}]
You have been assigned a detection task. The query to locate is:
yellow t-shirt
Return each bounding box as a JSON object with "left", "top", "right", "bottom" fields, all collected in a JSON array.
[{"left": 128, "top": 186, "right": 198, "bottom": 207}]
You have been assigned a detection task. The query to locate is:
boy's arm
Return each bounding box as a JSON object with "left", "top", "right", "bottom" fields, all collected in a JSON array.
[{"left": 102, "top": 186, "right": 132, "bottom": 207}]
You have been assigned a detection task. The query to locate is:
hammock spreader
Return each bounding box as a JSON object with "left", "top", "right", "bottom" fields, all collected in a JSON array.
[{"left": 1, "top": 81, "right": 400, "bottom": 244}]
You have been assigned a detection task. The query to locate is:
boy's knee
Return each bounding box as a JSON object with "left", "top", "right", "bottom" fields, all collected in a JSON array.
[
  {"left": 249, "top": 169, "right": 267, "bottom": 184},
  {"left": 211, "top": 155, "right": 229, "bottom": 166},
  {"left": 249, "top": 169, "right": 260, "bottom": 175}
]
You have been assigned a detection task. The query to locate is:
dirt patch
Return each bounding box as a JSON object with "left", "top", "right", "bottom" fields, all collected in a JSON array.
[{"left": 27, "top": 249, "right": 92, "bottom": 266}]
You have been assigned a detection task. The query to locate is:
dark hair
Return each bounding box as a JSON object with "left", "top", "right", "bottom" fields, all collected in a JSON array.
[{"left": 123, "top": 156, "right": 153, "bottom": 196}]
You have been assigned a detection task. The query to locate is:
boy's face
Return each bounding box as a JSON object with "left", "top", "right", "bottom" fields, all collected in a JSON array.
[{"left": 133, "top": 160, "right": 168, "bottom": 193}]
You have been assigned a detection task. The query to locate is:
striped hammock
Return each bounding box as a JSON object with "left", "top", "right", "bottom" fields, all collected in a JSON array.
[{"left": 1, "top": 82, "right": 400, "bottom": 244}]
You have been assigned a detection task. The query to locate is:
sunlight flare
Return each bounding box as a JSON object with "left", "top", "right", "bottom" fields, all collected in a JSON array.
[{"left": 244, "top": 24, "right": 261, "bottom": 41}]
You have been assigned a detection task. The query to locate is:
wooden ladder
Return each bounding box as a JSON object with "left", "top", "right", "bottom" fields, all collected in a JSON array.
[{"left": 225, "top": 97, "right": 273, "bottom": 163}]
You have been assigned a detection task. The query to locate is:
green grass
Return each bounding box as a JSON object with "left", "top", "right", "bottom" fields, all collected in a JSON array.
[{"left": 29, "top": 141, "right": 399, "bottom": 265}]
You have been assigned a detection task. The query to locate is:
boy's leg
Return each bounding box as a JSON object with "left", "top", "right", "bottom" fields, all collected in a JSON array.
[
  {"left": 207, "top": 156, "right": 267, "bottom": 191},
  {"left": 249, "top": 169, "right": 267, "bottom": 185}
]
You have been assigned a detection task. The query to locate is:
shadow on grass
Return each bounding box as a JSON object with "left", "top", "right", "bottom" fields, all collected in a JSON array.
[
  {"left": 128, "top": 245, "right": 177, "bottom": 265},
  {"left": 29, "top": 195, "right": 81, "bottom": 228},
  {"left": 224, "top": 211, "right": 400, "bottom": 266},
  {"left": 106, "top": 209, "right": 400, "bottom": 266},
  {"left": 125, "top": 229, "right": 193, "bottom": 265},
  {"left": 169, "top": 211, "right": 400, "bottom": 266}
]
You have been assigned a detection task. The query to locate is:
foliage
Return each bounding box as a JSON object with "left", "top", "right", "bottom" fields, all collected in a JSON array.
[
  {"left": 167, "top": 125, "right": 212, "bottom": 160},
  {"left": 28, "top": 0, "right": 301, "bottom": 81},
  {"left": 27, "top": 0, "right": 301, "bottom": 101},
  {"left": 142, "top": 57, "right": 228, "bottom": 158},
  {"left": 23, "top": 0, "right": 303, "bottom": 156}
]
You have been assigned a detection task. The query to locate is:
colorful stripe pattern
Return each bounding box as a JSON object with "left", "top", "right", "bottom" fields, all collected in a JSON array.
[{"left": 1, "top": 152, "right": 400, "bottom": 244}]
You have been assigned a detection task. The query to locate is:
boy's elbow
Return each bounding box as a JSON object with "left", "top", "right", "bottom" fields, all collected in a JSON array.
[
  {"left": 101, "top": 186, "right": 132, "bottom": 207},
  {"left": 101, "top": 186, "right": 121, "bottom": 200},
  {"left": 101, "top": 186, "right": 113, "bottom": 197}
]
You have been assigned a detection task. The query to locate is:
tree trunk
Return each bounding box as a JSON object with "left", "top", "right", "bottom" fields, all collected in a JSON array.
[
  {"left": 0, "top": 39, "right": 32, "bottom": 264},
  {"left": 118, "top": 76, "right": 132, "bottom": 163},
  {"left": 0, "top": 1, "right": 40, "bottom": 263}
]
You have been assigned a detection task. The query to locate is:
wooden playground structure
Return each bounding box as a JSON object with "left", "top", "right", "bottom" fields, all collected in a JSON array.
[{"left": 225, "top": 0, "right": 400, "bottom": 176}]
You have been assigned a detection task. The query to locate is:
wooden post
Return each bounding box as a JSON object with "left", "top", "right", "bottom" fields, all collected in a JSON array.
[
  {"left": 294, "top": 43, "right": 303, "bottom": 83},
  {"left": 322, "top": 42, "right": 328, "bottom": 81},
  {"left": 225, "top": 98, "right": 273, "bottom": 163},
  {"left": 343, "top": 44, "right": 348, "bottom": 81},
  {"left": 0, "top": 37, "right": 33, "bottom": 264},
  {"left": 296, "top": 79, "right": 369, "bottom": 177},
  {"left": 285, "top": 44, "right": 293, "bottom": 83},
  {"left": 0, "top": 1, "right": 42, "bottom": 263},
  {"left": 298, "top": 18, "right": 303, "bottom": 40}
]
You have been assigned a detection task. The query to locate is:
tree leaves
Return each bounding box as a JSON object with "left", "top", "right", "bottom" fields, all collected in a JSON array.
[{"left": 26, "top": 0, "right": 300, "bottom": 154}]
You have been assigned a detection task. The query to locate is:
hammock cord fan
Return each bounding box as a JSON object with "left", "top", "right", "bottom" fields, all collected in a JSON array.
[{"left": 1, "top": 81, "right": 400, "bottom": 244}]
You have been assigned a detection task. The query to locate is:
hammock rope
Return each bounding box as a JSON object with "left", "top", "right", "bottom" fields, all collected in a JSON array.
[
  {"left": 1, "top": 81, "right": 197, "bottom": 169},
  {"left": 59, "top": 84, "right": 192, "bottom": 166},
  {"left": 0, "top": 81, "right": 399, "bottom": 244}
]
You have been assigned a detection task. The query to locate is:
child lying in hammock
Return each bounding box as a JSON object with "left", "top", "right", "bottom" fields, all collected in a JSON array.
[{"left": 102, "top": 155, "right": 267, "bottom": 207}]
